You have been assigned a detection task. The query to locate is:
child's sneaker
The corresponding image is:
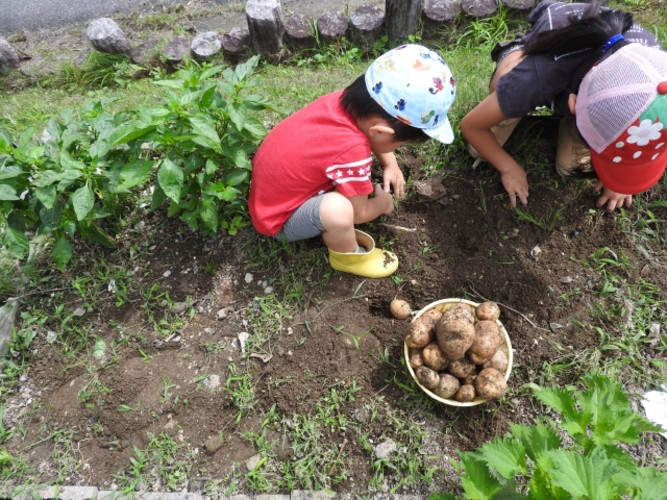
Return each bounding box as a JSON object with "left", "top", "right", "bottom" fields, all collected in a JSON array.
[
  {"left": 469, "top": 118, "right": 522, "bottom": 168},
  {"left": 555, "top": 116, "right": 595, "bottom": 178}
]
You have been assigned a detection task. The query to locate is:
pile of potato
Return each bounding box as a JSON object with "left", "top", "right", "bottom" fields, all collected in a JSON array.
[{"left": 403, "top": 301, "right": 509, "bottom": 403}]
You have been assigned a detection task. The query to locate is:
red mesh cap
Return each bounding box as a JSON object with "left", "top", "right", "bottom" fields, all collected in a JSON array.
[{"left": 575, "top": 44, "right": 667, "bottom": 194}]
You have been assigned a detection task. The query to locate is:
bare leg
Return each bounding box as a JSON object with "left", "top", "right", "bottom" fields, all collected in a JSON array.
[{"left": 320, "top": 192, "right": 357, "bottom": 253}]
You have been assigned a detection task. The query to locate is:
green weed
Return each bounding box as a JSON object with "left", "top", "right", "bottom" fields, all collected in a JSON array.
[{"left": 430, "top": 373, "right": 666, "bottom": 499}]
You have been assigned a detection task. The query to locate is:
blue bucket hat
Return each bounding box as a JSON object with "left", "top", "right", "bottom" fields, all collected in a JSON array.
[{"left": 365, "top": 44, "right": 456, "bottom": 144}]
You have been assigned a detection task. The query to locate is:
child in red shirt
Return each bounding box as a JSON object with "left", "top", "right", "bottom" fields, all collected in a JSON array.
[{"left": 249, "top": 44, "right": 456, "bottom": 278}]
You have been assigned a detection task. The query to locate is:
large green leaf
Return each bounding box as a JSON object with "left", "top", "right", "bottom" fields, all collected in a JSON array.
[
  {"left": 108, "top": 160, "right": 154, "bottom": 193},
  {"left": 71, "top": 183, "right": 95, "bottom": 221},
  {"left": 51, "top": 236, "right": 73, "bottom": 270},
  {"left": 459, "top": 452, "right": 502, "bottom": 500},
  {"left": 532, "top": 385, "right": 590, "bottom": 443},
  {"left": 39, "top": 202, "right": 63, "bottom": 231},
  {"left": 0, "top": 128, "right": 14, "bottom": 151},
  {"left": 545, "top": 448, "right": 617, "bottom": 500},
  {"left": 0, "top": 184, "right": 18, "bottom": 201},
  {"left": 189, "top": 116, "right": 222, "bottom": 152},
  {"left": 0, "top": 165, "right": 25, "bottom": 180},
  {"left": 35, "top": 185, "right": 57, "bottom": 209},
  {"left": 510, "top": 423, "right": 561, "bottom": 462},
  {"left": 613, "top": 464, "right": 667, "bottom": 499},
  {"left": 579, "top": 373, "right": 660, "bottom": 446},
  {"left": 479, "top": 438, "right": 529, "bottom": 479},
  {"left": 157, "top": 157, "right": 183, "bottom": 203},
  {"left": 199, "top": 196, "right": 218, "bottom": 233},
  {"left": 1, "top": 227, "right": 29, "bottom": 259}
]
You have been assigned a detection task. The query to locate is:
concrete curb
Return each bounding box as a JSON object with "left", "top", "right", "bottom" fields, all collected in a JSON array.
[{"left": 12, "top": 486, "right": 426, "bottom": 499}]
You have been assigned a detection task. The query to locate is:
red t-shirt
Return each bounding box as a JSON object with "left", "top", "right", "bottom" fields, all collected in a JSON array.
[{"left": 249, "top": 91, "right": 373, "bottom": 236}]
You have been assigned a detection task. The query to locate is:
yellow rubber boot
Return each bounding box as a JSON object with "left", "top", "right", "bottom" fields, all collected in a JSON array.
[{"left": 328, "top": 230, "right": 398, "bottom": 278}]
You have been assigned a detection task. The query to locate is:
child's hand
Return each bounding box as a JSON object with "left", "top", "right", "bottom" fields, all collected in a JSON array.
[
  {"left": 595, "top": 181, "right": 633, "bottom": 212},
  {"left": 374, "top": 184, "right": 395, "bottom": 215},
  {"left": 500, "top": 168, "right": 529, "bottom": 206},
  {"left": 382, "top": 163, "right": 406, "bottom": 199}
]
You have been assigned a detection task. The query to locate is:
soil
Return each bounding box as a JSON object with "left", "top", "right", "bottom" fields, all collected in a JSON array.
[
  {"left": 1, "top": 3, "right": 666, "bottom": 498},
  {"left": 3, "top": 117, "right": 666, "bottom": 497}
]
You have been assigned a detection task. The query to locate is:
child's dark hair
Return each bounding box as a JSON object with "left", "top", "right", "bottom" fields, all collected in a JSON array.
[
  {"left": 523, "top": 0, "right": 633, "bottom": 58},
  {"left": 341, "top": 75, "right": 429, "bottom": 143}
]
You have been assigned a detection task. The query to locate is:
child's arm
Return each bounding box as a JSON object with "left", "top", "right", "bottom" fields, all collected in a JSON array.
[
  {"left": 349, "top": 185, "right": 394, "bottom": 224},
  {"left": 375, "top": 151, "right": 406, "bottom": 199},
  {"left": 460, "top": 93, "right": 529, "bottom": 206}
]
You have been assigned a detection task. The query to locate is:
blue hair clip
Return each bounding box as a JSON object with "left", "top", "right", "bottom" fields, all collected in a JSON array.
[{"left": 601, "top": 34, "right": 625, "bottom": 54}]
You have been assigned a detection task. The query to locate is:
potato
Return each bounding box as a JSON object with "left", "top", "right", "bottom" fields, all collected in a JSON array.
[
  {"left": 440, "top": 303, "right": 475, "bottom": 325},
  {"left": 390, "top": 299, "right": 412, "bottom": 320},
  {"left": 436, "top": 318, "right": 475, "bottom": 361},
  {"left": 447, "top": 357, "right": 476, "bottom": 379},
  {"left": 475, "top": 301, "right": 501, "bottom": 322},
  {"left": 474, "top": 367, "right": 507, "bottom": 399},
  {"left": 405, "top": 308, "right": 442, "bottom": 348},
  {"left": 409, "top": 352, "right": 424, "bottom": 369},
  {"left": 415, "top": 366, "right": 440, "bottom": 390},
  {"left": 454, "top": 384, "right": 476, "bottom": 402},
  {"left": 422, "top": 342, "right": 448, "bottom": 371},
  {"left": 434, "top": 373, "right": 460, "bottom": 399},
  {"left": 483, "top": 349, "right": 509, "bottom": 373},
  {"left": 468, "top": 350, "right": 491, "bottom": 365},
  {"left": 469, "top": 320, "right": 502, "bottom": 363}
]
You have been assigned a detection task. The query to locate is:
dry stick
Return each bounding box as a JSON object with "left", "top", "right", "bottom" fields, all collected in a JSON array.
[
  {"left": 328, "top": 437, "right": 348, "bottom": 477},
  {"left": 379, "top": 223, "right": 417, "bottom": 232},
  {"left": 468, "top": 285, "right": 549, "bottom": 332}
]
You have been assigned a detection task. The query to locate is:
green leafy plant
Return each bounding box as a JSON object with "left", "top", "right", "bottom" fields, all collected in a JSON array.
[
  {"left": 0, "top": 57, "right": 279, "bottom": 269},
  {"left": 430, "top": 373, "right": 666, "bottom": 500}
]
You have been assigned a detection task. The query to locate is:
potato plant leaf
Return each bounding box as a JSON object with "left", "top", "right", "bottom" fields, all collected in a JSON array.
[
  {"left": 0, "top": 165, "right": 25, "bottom": 180},
  {"left": 0, "top": 184, "right": 18, "bottom": 201},
  {"left": 1, "top": 227, "right": 29, "bottom": 259},
  {"left": 51, "top": 235, "right": 73, "bottom": 270},
  {"left": 71, "top": 183, "right": 95, "bottom": 221},
  {"left": 157, "top": 157, "right": 183, "bottom": 203},
  {"left": 108, "top": 160, "right": 153, "bottom": 193},
  {"left": 189, "top": 117, "right": 222, "bottom": 152},
  {"left": 35, "top": 185, "right": 57, "bottom": 209},
  {"left": 199, "top": 196, "right": 218, "bottom": 233}
]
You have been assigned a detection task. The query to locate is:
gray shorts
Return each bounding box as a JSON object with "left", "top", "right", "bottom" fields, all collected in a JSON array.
[{"left": 273, "top": 193, "right": 326, "bottom": 243}]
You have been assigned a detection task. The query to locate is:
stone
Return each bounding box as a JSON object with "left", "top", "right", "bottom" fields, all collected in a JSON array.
[
  {"left": 86, "top": 18, "right": 131, "bottom": 55},
  {"left": 284, "top": 13, "right": 315, "bottom": 51},
  {"left": 191, "top": 31, "right": 223, "bottom": 60},
  {"left": 130, "top": 40, "right": 159, "bottom": 67},
  {"left": 385, "top": 0, "right": 421, "bottom": 44},
  {"left": 316, "top": 11, "right": 349, "bottom": 44},
  {"left": 423, "top": 0, "right": 462, "bottom": 23},
  {"left": 162, "top": 36, "right": 190, "bottom": 63},
  {"left": 0, "top": 37, "right": 21, "bottom": 74},
  {"left": 349, "top": 5, "right": 384, "bottom": 48},
  {"left": 462, "top": 0, "right": 498, "bottom": 17},
  {"left": 245, "top": 0, "right": 285, "bottom": 55},
  {"left": 0, "top": 298, "right": 18, "bottom": 358},
  {"left": 502, "top": 0, "right": 536, "bottom": 10},
  {"left": 222, "top": 27, "right": 251, "bottom": 56}
]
